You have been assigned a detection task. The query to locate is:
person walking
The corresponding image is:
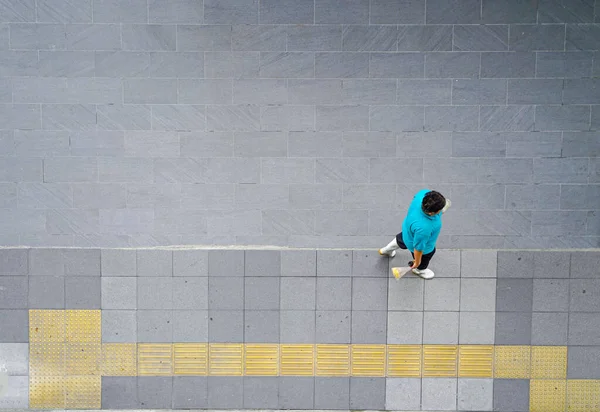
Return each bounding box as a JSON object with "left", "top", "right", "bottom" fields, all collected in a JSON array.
[{"left": 378, "top": 189, "right": 450, "bottom": 279}]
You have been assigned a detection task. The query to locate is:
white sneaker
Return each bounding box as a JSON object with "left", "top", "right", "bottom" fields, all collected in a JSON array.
[
  {"left": 378, "top": 249, "right": 396, "bottom": 258},
  {"left": 412, "top": 268, "right": 435, "bottom": 279}
]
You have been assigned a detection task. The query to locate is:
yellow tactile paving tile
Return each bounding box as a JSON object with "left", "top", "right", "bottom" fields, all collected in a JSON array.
[
  {"left": 316, "top": 344, "right": 350, "bottom": 376},
  {"left": 422, "top": 345, "right": 457, "bottom": 377},
  {"left": 138, "top": 343, "right": 173, "bottom": 376},
  {"left": 65, "top": 375, "right": 101, "bottom": 409},
  {"left": 567, "top": 380, "right": 600, "bottom": 412},
  {"left": 66, "top": 343, "right": 101, "bottom": 375},
  {"left": 66, "top": 310, "right": 101, "bottom": 343},
  {"left": 245, "top": 344, "right": 279, "bottom": 376},
  {"left": 458, "top": 345, "right": 493, "bottom": 378},
  {"left": 494, "top": 345, "right": 531, "bottom": 379},
  {"left": 531, "top": 346, "right": 567, "bottom": 379},
  {"left": 209, "top": 343, "right": 243, "bottom": 376},
  {"left": 387, "top": 345, "right": 421, "bottom": 377},
  {"left": 530, "top": 379, "right": 566, "bottom": 412},
  {"left": 351, "top": 344, "right": 386, "bottom": 377},
  {"left": 102, "top": 343, "right": 137, "bottom": 376},
  {"left": 280, "top": 344, "right": 314, "bottom": 376},
  {"left": 29, "top": 375, "right": 65, "bottom": 409},
  {"left": 29, "top": 310, "right": 65, "bottom": 342},
  {"left": 29, "top": 342, "right": 65, "bottom": 376},
  {"left": 173, "top": 343, "right": 208, "bottom": 376}
]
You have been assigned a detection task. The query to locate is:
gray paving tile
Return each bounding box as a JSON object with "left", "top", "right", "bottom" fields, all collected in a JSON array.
[
  {"left": 425, "top": 51, "right": 480, "bottom": 78},
  {"left": 281, "top": 250, "right": 316, "bottom": 277},
  {"left": 0, "top": 310, "right": 28, "bottom": 343},
  {"left": 102, "top": 310, "right": 137, "bottom": 342},
  {"left": 317, "top": 250, "right": 352, "bottom": 277},
  {"left": 423, "top": 311, "right": 459, "bottom": 344},
  {"left": 388, "top": 277, "right": 424, "bottom": 311},
  {"left": 102, "top": 377, "right": 138, "bottom": 409},
  {"left": 173, "top": 376, "right": 207, "bottom": 409},
  {"left": 388, "top": 311, "right": 423, "bottom": 345},
  {"left": 279, "top": 376, "right": 314, "bottom": 409},
  {"left": 280, "top": 310, "right": 315, "bottom": 343},
  {"left": 531, "top": 312, "right": 568, "bottom": 345},
  {"left": 101, "top": 249, "right": 136, "bottom": 276},
  {"left": 481, "top": 52, "right": 536, "bottom": 78},
  {"left": 316, "top": 105, "right": 369, "bottom": 132},
  {"left": 424, "top": 278, "right": 460, "bottom": 311},
  {"left": 316, "top": 310, "right": 351, "bottom": 343},
  {"left": 510, "top": 24, "right": 566, "bottom": 51},
  {"left": 535, "top": 105, "right": 591, "bottom": 131},
  {"left": 425, "top": 106, "right": 479, "bottom": 132},
  {"left": 397, "top": 25, "right": 451, "bottom": 51},
  {"left": 459, "top": 311, "right": 496, "bottom": 344},
  {"left": 460, "top": 279, "right": 496, "bottom": 311},
  {"left": 351, "top": 250, "right": 388, "bottom": 278},
  {"left": 172, "top": 277, "right": 208, "bottom": 310},
  {"left": 245, "top": 277, "right": 279, "bottom": 310},
  {"left": 567, "top": 346, "right": 600, "bottom": 378},
  {"left": 137, "top": 277, "right": 172, "bottom": 310},
  {"left": 208, "top": 250, "right": 244, "bottom": 276},
  {"left": 454, "top": 24, "right": 508, "bottom": 51},
  {"left": 371, "top": 0, "right": 424, "bottom": 24},
  {"left": 532, "top": 279, "right": 569, "bottom": 312},
  {"left": 29, "top": 248, "right": 64, "bottom": 276},
  {"left": 0, "top": 249, "right": 28, "bottom": 276},
  {"left": 315, "top": 377, "right": 350, "bottom": 409},
  {"left": 177, "top": 25, "right": 231, "bottom": 51},
  {"left": 494, "top": 379, "right": 529, "bottom": 412},
  {"left": 280, "top": 277, "right": 315, "bottom": 310},
  {"left": 173, "top": 310, "right": 208, "bottom": 342},
  {"left": 65, "top": 276, "right": 100, "bottom": 309},
  {"left": 259, "top": 0, "right": 313, "bottom": 23},
  {"left": 496, "top": 279, "right": 533, "bottom": 312},
  {"left": 495, "top": 312, "right": 532, "bottom": 345},
  {"left": 421, "top": 377, "right": 457, "bottom": 411},
  {"left": 570, "top": 279, "right": 600, "bottom": 311},
  {"left": 532, "top": 251, "right": 570, "bottom": 278},
  {"left": 287, "top": 25, "right": 341, "bottom": 51},
  {"left": 536, "top": 51, "right": 594, "bottom": 78},
  {"left": 122, "top": 24, "right": 176, "bottom": 51},
  {"left": 570, "top": 251, "right": 600, "bottom": 278},
  {"left": 208, "top": 376, "right": 243, "bottom": 408},
  {"left": 385, "top": 378, "right": 421, "bottom": 410},
  {"left": 315, "top": 158, "right": 369, "bottom": 184},
  {"left": 172, "top": 250, "right": 208, "bottom": 277},
  {"left": 352, "top": 278, "right": 387, "bottom": 310},
  {"left": 498, "top": 250, "right": 535, "bottom": 278},
  {"left": 539, "top": 0, "right": 594, "bottom": 23},
  {"left": 137, "top": 310, "right": 172, "bottom": 342},
  {"left": 0, "top": 343, "right": 28, "bottom": 376},
  {"left": 209, "top": 277, "right": 243, "bottom": 310},
  {"left": 0, "top": 2, "right": 35, "bottom": 22},
  {"left": 461, "top": 250, "right": 497, "bottom": 277},
  {"left": 351, "top": 310, "right": 386, "bottom": 344},
  {"left": 208, "top": 310, "right": 243, "bottom": 342},
  {"left": 370, "top": 52, "right": 424, "bottom": 78},
  {"left": 350, "top": 377, "right": 385, "bottom": 409},
  {"left": 245, "top": 310, "right": 279, "bottom": 343},
  {"left": 568, "top": 312, "right": 600, "bottom": 345},
  {"left": 0, "top": 276, "right": 27, "bottom": 309},
  {"left": 244, "top": 376, "right": 278, "bottom": 408},
  {"left": 342, "top": 25, "right": 397, "bottom": 51},
  {"left": 507, "top": 79, "right": 563, "bottom": 104},
  {"left": 245, "top": 250, "right": 281, "bottom": 277},
  {"left": 315, "top": 52, "right": 369, "bottom": 78},
  {"left": 28, "top": 276, "right": 64, "bottom": 309},
  {"left": 138, "top": 376, "right": 172, "bottom": 409}
]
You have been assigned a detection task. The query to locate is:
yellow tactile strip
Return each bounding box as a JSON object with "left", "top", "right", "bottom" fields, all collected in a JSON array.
[
  {"left": 351, "top": 344, "right": 386, "bottom": 377},
  {"left": 280, "top": 344, "right": 314, "bottom": 376},
  {"left": 459, "top": 345, "right": 494, "bottom": 378},
  {"left": 316, "top": 344, "right": 350, "bottom": 376},
  {"left": 387, "top": 345, "right": 421, "bottom": 377},
  {"left": 173, "top": 343, "right": 208, "bottom": 376}
]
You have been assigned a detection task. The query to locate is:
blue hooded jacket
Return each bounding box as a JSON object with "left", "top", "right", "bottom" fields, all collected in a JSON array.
[{"left": 401, "top": 189, "right": 443, "bottom": 254}]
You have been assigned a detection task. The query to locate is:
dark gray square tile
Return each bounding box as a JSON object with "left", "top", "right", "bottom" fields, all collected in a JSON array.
[
  {"left": 567, "top": 346, "right": 600, "bottom": 379},
  {"left": 317, "top": 250, "right": 352, "bottom": 277},
  {"left": 101, "top": 277, "right": 136, "bottom": 310},
  {"left": 495, "top": 312, "right": 532, "bottom": 345},
  {"left": 533, "top": 251, "right": 570, "bottom": 278},
  {"left": 137, "top": 310, "right": 172, "bottom": 342},
  {"left": 173, "top": 277, "right": 208, "bottom": 310},
  {"left": 315, "top": 377, "right": 350, "bottom": 410},
  {"left": 63, "top": 248, "right": 101, "bottom": 276},
  {"left": 493, "top": 379, "right": 529, "bottom": 412},
  {"left": 496, "top": 279, "right": 533, "bottom": 312},
  {"left": 102, "top": 377, "right": 138, "bottom": 409},
  {"left": 351, "top": 311, "right": 386, "bottom": 343},
  {"left": 570, "top": 279, "right": 600, "bottom": 311},
  {"left": 173, "top": 310, "right": 208, "bottom": 342},
  {"left": 137, "top": 277, "right": 173, "bottom": 309},
  {"left": 352, "top": 278, "right": 387, "bottom": 310},
  {"left": 350, "top": 377, "right": 385, "bottom": 409},
  {"left": 245, "top": 277, "right": 280, "bottom": 309},
  {"left": 352, "top": 250, "right": 388, "bottom": 277},
  {"left": 208, "top": 377, "right": 243, "bottom": 408},
  {"left": 0, "top": 310, "right": 28, "bottom": 342},
  {"left": 29, "top": 249, "right": 65, "bottom": 276},
  {"left": 102, "top": 310, "right": 136, "bottom": 342},
  {"left": 497, "top": 250, "right": 534, "bottom": 277},
  {"left": 244, "top": 377, "right": 278, "bottom": 408},
  {"left": 317, "top": 277, "right": 351, "bottom": 310},
  {"left": 173, "top": 249, "right": 208, "bottom": 277},
  {"left": 531, "top": 312, "right": 568, "bottom": 345},
  {"left": 209, "top": 276, "right": 243, "bottom": 310},
  {"left": 425, "top": 278, "right": 460, "bottom": 311},
  {"left": 533, "top": 279, "right": 569, "bottom": 311},
  {"left": 245, "top": 310, "right": 279, "bottom": 342},
  {"left": 137, "top": 249, "right": 172, "bottom": 277},
  {"left": 280, "top": 310, "right": 315, "bottom": 343},
  {"left": 245, "top": 250, "right": 281, "bottom": 276},
  {"left": 570, "top": 251, "right": 600, "bottom": 278},
  {"left": 208, "top": 310, "right": 243, "bottom": 342},
  {"left": 569, "top": 312, "right": 600, "bottom": 345},
  {"left": 426, "top": 0, "right": 481, "bottom": 23},
  {"left": 281, "top": 250, "right": 316, "bottom": 276},
  {"left": 65, "top": 276, "right": 100, "bottom": 309},
  {"left": 281, "top": 277, "right": 315, "bottom": 310},
  {"left": 316, "top": 310, "right": 351, "bottom": 343},
  {"left": 28, "top": 276, "right": 64, "bottom": 309},
  {"left": 482, "top": 0, "right": 537, "bottom": 23},
  {"left": 138, "top": 377, "right": 172, "bottom": 409},
  {"left": 0, "top": 249, "right": 28, "bottom": 275},
  {"left": 279, "top": 376, "right": 314, "bottom": 409},
  {"left": 208, "top": 250, "right": 244, "bottom": 276},
  {"left": 102, "top": 249, "right": 136, "bottom": 277},
  {"left": 173, "top": 376, "right": 207, "bottom": 408},
  {"left": 0, "top": 276, "right": 27, "bottom": 309}
]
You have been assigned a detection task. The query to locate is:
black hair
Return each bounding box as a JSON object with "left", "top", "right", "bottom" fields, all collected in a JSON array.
[{"left": 422, "top": 190, "right": 446, "bottom": 214}]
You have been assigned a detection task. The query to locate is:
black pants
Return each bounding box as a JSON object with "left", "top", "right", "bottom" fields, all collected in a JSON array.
[{"left": 396, "top": 232, "right": 436, "bottom": 270}]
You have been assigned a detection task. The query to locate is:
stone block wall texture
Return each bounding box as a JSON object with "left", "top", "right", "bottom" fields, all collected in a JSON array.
[{"left": 0, "top": 0, "right": 599, "bottom": 249}]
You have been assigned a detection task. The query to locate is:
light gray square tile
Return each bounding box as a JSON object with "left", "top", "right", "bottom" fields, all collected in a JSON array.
[
  {"left": 137, "top": 277, "right": 172, "bottom": 310},
  {"left": 208, "top": 310, "right": 243, "bottom": 342},
  {"left": 208, "top": 376, "right": 243, "bottom": 408},
  {"left": 280, "top": 277, "right": 315, "bottom": 310},
  {"left": 0, "top": 276, "right": 27, "bottom": 309},
  {"left": 352, "top": 278, "right": 387, "bottom": 310},
  {"left": 173, "top": 277, "right": 208, "bottom": 310},
  {"left": 245, "top": 277, "right": 279, "bottom": 310},
  {"left": 209, "top": 277, "right": 243, "bottom": 310},
  {"left": 0, "top": 310, "right": 28, "bottom": 342},
  {"left": 351, "top": 311, "right": 386, "bottom": 343},
  {"left": 208, "top": 250, "right": 244, "bottom": 276},
  {"left": 495, "top": 312, "right": 531, "bottom": 345},
  {"left": 459, "top": 311, "right": 495, "bottom": 344},
  {"left": 461, "top": 279, "right": 496, "bottom": 311},
  {"left": 493, "top": 379, "right": 529, "bottom": 412},
  {"left": 317, "top": 250, "right": 352, "bottom": 276},
  {"left": 279, "top": 376, "right": 314, "bottom": 409},
  {"left": 424, "top": 278, "right": 460, "bottom": 311},
  {"left": 458, "top": 378, "right": 493, "bottom": 411},
  {"left": 570, "top": 251, "right": 600, "bottom": 278},
  {"left": 173, "top": 250, "right": 208, "bottom": 277},
  {"left": 0, "top": 343, "right": 28, "bottom": 375},
  {"left": 422, "top": 378, "right": 457, "bottom": 411},
  {"left": 531, "top": 312, "right": 568, "bottom": 345},
  {"left": 388, "top": 277, "right": 424, "bottom": 311},
  {"left": 387, "top": 311, "right": 423, "bottom": 344},
  {"left": 28, "top": 276, "right": 64, "bottom": 309},
  {"left": 173, "top": 376, "right": 207, "bottom": 408},
  {"left": 533, "top": 279, "right": 569, "bottom": 311},
  {"left": 173, "top": 310, "right": 208, "bottom": 342},
  {"left": 423, "top": 311, "right": 459, "bottom": 344},
  {"left": 350, "top": 377, "right": 385, "bottom": 409},
  {"left": 137, "top": 310, "right": 172, "bottom": 342},
  {"left": 281, "top": 250, "right": 316, "bottom": 277},
  {"left": 316, "top": 310, "right": 350, "bottom": 343},
  {"left": 352, "top": 250, "right": 389, "bottom": 277},
  {"left": 314, "top": 377, "right": 350, "bottom": 409},
  {"left": 102, "top": 277, "right": 136, "bottom": 309},
  {"left": 243, "top": 376, "right": 278, "bottom": 408},
  {"left": 496, "top": 279, "right": 533, "bottom": 312},
  {"left": 0, "top": 375, "right": 28, "bottom": 408},
  {"left": 428, "top": 249, "right": 461, "bottom": 277},
  {"left": 386, "top": 378, "right": 421, "bottom": 410},
  {"left": 280, "top": 310, "right": 315, "bottom": 343},
  {"left": 245, "top": 310, "right": 279, "bottom": 343},
  {"left": 102, "top": 310, "right": 136, "bottom": 342},
  {"left": 137, "top": 249, "right": 172, "bottom": 277},
  {"left": 65, "top": 276, "right": 100, "bottom": 309},
  {"left": 245, "top": 250, "right": 281, "bottom": 277},
  {"left": 101, "top": 249, "right": 136, "bottom": 276}
]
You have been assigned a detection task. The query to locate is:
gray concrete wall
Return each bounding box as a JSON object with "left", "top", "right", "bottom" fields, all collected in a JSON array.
[{"left": 0, "top": 0, "right": 599, "bottom": 249}]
